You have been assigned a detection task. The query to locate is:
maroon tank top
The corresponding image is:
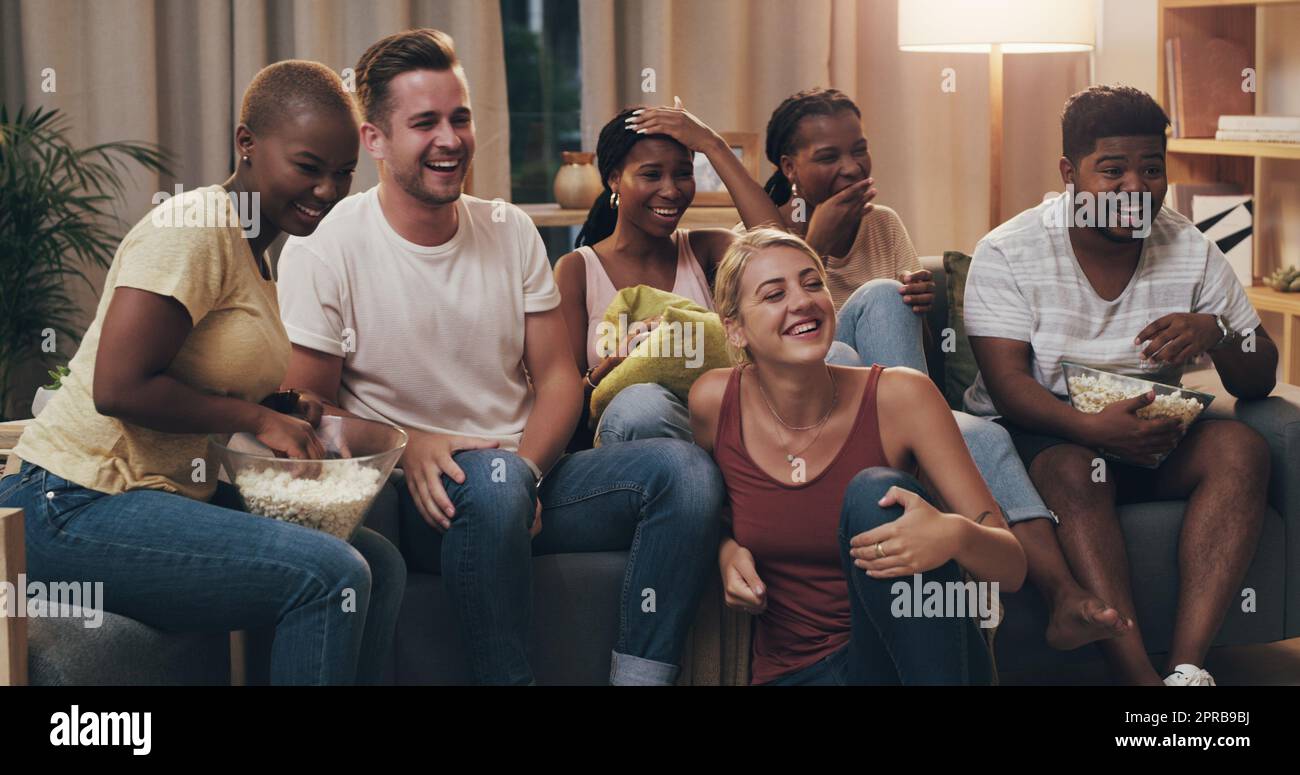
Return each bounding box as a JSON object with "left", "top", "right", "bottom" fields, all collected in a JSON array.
[{"left": 713, "top": 363, "right": 889, "bottom": 685}]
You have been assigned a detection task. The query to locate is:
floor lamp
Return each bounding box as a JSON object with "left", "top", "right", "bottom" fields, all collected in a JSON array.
[{"left": 898, "top": 0, "right": 1095, "bottom": 229}]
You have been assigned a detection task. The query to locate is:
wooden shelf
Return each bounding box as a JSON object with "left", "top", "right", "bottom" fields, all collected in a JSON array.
[
  {"left": 1168, "top": 138, "right": 1300, "bottom": 160},
  {"left": 1245, "top": 286, "right": 1300, "bottom": 384},
  {"left": 1245, "top": 285, "right": 1300, "bottom": 314},
  {"left": 1163, "top": 0, "right": 1298, "bottom": 8},
  {"left": 1160, "top": 0, "right": 1300, "bottom": 384},
  {"left": 518, "top": 203, "right": 741, "bottom": 230}
]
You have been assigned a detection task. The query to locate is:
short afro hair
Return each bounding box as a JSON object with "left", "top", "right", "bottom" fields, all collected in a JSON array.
[
  {"left": 238, "top": 59, "right": 358, "bottom": 135},
  {"left": 1062, "top": 85, "right": 1169, "bottom": 164},
  {"left": 354, "top": 28, "right": 464, "bottom": 133}
]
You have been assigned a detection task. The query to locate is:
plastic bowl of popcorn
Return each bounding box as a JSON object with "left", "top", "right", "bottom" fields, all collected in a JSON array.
[
  {"left": 210, "top": 416, "right": 407, "bottom": 540},
  {"left": 1061, "top": 362, "right": 1214, "bottom": 468}
]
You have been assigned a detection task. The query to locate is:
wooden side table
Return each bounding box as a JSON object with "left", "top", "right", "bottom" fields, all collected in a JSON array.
[
  {"left": 1245, "top": 286, "right": 1300, "bottom": 386},
  {"left": 1, "top": 507, "right": 26, "bottom": 686}
]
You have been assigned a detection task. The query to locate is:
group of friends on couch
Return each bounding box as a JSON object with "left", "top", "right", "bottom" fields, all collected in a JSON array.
[{"left": 0, "top": 27, "right": 1280, "bottom": 686}]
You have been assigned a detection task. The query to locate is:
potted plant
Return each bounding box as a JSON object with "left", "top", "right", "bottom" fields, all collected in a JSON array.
[
  {"left": 0, "top": 106, "right": 171, "bottom": 420},
  {"left": 30, "top": 365, "right": 70, "bottom": 417}
]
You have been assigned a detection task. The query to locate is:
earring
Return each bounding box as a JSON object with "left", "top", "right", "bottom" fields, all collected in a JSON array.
[
  {"left": 610, "top": 191, "right": 620, "bottom": 209},
  {"left": 790, "top": 181, "right": 798, "bottom": 197},
  {"left": 242, "top": 155, "right": 250, "bottom": 165}
]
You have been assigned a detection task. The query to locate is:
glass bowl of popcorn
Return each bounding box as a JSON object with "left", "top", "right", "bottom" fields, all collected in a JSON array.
[
  {"left": 210, "top": 416, "right": 407, "bottom": 540},
  {"left": 1061, "top": 362, "right": 1214, "bottom": 468}
]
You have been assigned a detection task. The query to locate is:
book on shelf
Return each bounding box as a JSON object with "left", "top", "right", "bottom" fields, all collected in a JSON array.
[
  {"left": 1218, "top": 115, "right": 1300, "bottom": 132},
  {"left": 1165, "top": 39, "right": 1180, "bottom": 138},
  {"left": 1168, "top": 36, "right": 1252, "bottom": 138},
  {"left": 1215, "top": 129, "right": 1300, "bottom": 143}
]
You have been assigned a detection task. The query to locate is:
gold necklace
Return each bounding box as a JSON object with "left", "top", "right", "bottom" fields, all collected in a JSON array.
[{"left": 754, "top": 366, "right": 838, "bottom": 463}]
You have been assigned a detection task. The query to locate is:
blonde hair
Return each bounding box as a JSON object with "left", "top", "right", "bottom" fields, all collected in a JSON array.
[{"left": 712, "top": 227, "right": 829, "bottom": 365}]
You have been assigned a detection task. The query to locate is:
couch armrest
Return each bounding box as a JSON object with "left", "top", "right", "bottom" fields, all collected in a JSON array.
[
  {"left": 0, "top": 507, "right": 27, "bottom": 686},
  {"left": 1188, "top": 370, "right": 1300, "bottom": 526},
  {"left": 1186, "top": 370, "right": 1300, "bottom": 637}
]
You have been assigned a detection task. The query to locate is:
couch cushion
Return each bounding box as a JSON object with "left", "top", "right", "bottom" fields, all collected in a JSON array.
[
  {"left": 941, "top": 251, "right": 979, "bottom": 409},
  {"left": 29, "top": 601, "right": 230, "bottom": 685}
]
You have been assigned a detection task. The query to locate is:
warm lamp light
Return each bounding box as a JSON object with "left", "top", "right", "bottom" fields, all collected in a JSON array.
[{"left": 898, "top": 0, "right": 1096, "bottom": 226}]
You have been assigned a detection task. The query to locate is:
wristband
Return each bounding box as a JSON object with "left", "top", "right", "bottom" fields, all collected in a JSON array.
[
  {"left": 1209, "top": 314, "right": 1234, "bottom": 352},
  {"left": 262, "top": 389, "right": 301, "bottom": 415}
]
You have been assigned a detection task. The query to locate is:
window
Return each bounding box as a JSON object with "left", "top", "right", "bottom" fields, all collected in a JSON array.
[{"left": 500, "top": 0, "right": 583, "bottom": 257}]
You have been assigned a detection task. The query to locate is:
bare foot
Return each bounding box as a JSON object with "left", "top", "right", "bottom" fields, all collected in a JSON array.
[{"left": 1045, "top": 592, "right": 1132, "bottom": 651}]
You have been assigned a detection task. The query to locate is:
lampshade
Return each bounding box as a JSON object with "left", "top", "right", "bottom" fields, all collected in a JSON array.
[{"left": 898, "top": 0, "right": 1095, "bottom": 53}]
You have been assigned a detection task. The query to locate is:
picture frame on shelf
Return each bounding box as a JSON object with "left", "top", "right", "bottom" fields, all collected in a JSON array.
[{"left": 692, "top": 132, "right": 759, "bottom": 206}]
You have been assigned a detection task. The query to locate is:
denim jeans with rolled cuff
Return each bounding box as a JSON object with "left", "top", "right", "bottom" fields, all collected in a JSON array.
[{"left": 395, "top": 439, "right": 724, "bottom": 685}]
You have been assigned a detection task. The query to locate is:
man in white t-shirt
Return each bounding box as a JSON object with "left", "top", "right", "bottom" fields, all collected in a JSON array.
[
  {"left": 964, "top": 85, "right": 1278, "bottom": 686},
  {"left": 276, "top": 29, "right": 723, "bottom": 685}
]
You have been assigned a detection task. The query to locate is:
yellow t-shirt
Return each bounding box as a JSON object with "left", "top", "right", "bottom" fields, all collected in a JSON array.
[{"left": 14, "top": 185, "right": 290, "bottom": 501}]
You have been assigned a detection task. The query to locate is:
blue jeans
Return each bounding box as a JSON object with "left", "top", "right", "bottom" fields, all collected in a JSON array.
[
  {"left": 394, "top": 440, "right": 724, "bottom": 685},
  {"left": 0, "top": 462, "right": 405, "bottom": 685},
  {"left": 594, "top": 383, "right": 692, "bottom": 445},
  {"left": 767, "top": 467, "right": 995, "bottom": 685},
  {"left": 835, "top": 278, "right": 928, "bottom": 372},
  {"left": 831, "top": 280, "right": 1053, "bottom": 525}
]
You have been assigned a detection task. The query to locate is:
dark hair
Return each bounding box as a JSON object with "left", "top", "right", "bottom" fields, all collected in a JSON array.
[
  {"left": 1061, "top": 85, "right": 1169, "bottom": 164},
  {"left": 239, "top": 60, "right": 358, "bottom": 135},
  {"left": 763, "top": 88, "right": 861, "bottom": 205},
  {"left": 354, "top": 28, "right": 462, "bottom": 133},
  {"left": 574, "top": 108, "right": 689, "bottom": 248}
]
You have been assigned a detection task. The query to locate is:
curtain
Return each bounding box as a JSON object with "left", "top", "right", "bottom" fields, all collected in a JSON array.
[{"left": 0, "top": 0, "right": 511, "bottom": 414}]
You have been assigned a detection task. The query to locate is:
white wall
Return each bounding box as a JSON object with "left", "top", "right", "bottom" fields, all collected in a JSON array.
[{"left": 1092, "top": 0, "right": 1158, "bottom": 94}]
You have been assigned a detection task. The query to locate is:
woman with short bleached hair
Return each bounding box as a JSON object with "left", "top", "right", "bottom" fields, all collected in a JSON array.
[{"left": 1, "top": 60, "right": 403, "bottom": 685}]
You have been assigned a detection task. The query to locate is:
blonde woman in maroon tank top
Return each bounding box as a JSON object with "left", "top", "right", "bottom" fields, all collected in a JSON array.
[
  {"left": 554, "top": 100, "right": 782, "bottom": 449},
  {"left": 688, "top": 228, "right": 1026, "bottom": 685}
]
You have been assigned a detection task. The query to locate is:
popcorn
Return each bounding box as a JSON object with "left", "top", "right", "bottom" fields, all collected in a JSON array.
[
  {"left": 1066, "top": 373, "right": 1206, "bottom": 430},
  {"left": 235, "top": 460, "right": 385, "bottom": 539}
]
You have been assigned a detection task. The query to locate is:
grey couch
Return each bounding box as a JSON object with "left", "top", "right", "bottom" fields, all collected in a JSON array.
[
  {"left": 13, "top": 258, "right": 1300, "bottom": 685},
  {"left": 918, "top": 254, "right": 1300, "bottom": 673}
]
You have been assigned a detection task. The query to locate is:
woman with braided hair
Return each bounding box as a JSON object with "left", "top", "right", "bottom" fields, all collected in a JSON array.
[
  {"left": 758, "top": 87, "right": 1061, "bottom": 556},
  {"left": 554, "top": 98, "right": 784, "bottom": 447}
]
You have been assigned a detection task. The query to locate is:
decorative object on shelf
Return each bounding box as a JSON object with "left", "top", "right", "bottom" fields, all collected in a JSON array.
[
  {"left": 1192, "top": 194, "right": 1253, "bottom": 288},
  {"left": 692, "top": 132, "right": 760, "bottom": 206},
  {"left": 1168, "top": 182, "right": 1241, "bottom": 220},
  {"left": 1264, "top": 265, "right": 1300, "bottom": 293},
  {"left": 552, "top": 151, "right": 603, "bottom": 210}
]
